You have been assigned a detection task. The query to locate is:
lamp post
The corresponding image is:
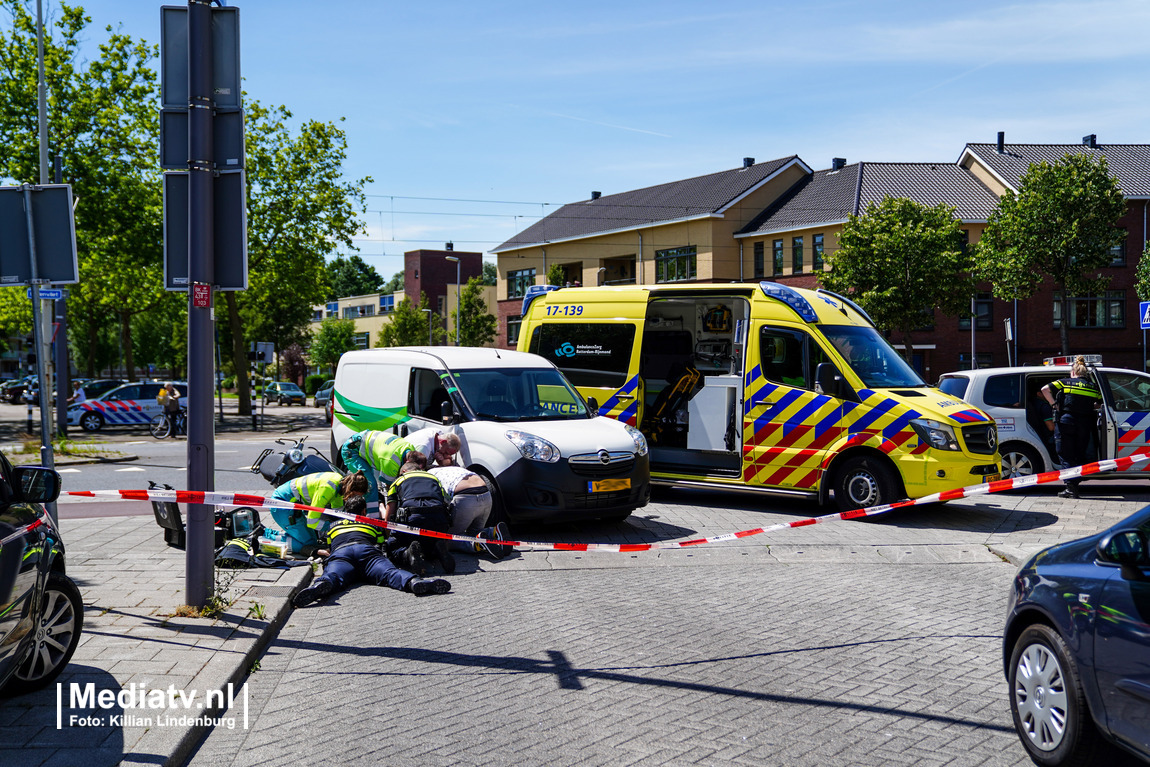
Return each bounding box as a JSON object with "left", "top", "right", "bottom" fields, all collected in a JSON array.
[
  {"left": 421, "top": 308, "right": 432, "bottom": 346},
  {"left": 445, "top": 254, "right": 460, "bottom": 346}
]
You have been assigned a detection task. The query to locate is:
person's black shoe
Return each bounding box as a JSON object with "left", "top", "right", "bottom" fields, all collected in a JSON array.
[
  {"left": 404, "top": 540, "right": 427, "bottom": 575},
  {"left": 292, "top": 578, "right": 334, "bottom": 607},
  {"left": 406, "top": 577, "right": 451, "bottom": 596},
  {"left": 1058, "top": 488, "right": 1080, "bottom": 499},
  {"left": 486, "top": 521, "right": 512, "bottom": 559},
  {"left": 434, "top": 540, "right": 456, "bottom": 574}
]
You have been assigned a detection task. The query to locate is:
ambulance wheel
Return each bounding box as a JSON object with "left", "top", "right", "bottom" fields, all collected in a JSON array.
[
  {"left": 1000, "top": 442, "right": 1043, "bottom": 479},
  {"left": 3, "top": 572, "right": 83, "bottom": 695},
  {"left": 79, "top": 412, "right": 104, "bottom": 432},
  {"left": 834, "top": 456, "right": 898, "bottom": 512}
]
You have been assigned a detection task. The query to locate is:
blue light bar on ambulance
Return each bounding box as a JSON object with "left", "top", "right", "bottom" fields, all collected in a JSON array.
[
  {"left": 758, "top": 281, "right": 818, "bottom": 322},
  {"left": 522, "top": 284, "right": 562, "bottom": 317},
  {"left": 1043, "top": 354, "right": 1103, "bottom": 366}
]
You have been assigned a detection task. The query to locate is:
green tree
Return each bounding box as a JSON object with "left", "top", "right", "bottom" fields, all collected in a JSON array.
[
  {"left": 377, "top": 292, "right": 443, "bottom": 347},
  {"left": 1135, "top": 243, "right": 1150, "bottom": 303},
  {"left": 221, "top": 100, "right": 371, "bottom": 415},
  {"left": 132, "top": 292, "right": 186, "bottom": 378},
  {"left": 381, "top": 270, "right": 404, "bottom": 293},
  {"left": 975, "top": 153, "right": 1126, "bottom": 354},
  {"left": 327, "top": 254, "right": 382, "bottom": 300},
  {"left": 482, "top": 261, "right": 497, "bottom": 286},
  {"left": 0, "top": 1, "right": 164, "bottom": 379},
  {"left": 308, "top": 317, "right": 356, "bottom": 374},
  {"left": 821, "top": 196, "right": 972, "bottom": 359},
  {"left": 546, "top": 263, "right": 565, "bottom": 286},
  {"left": 453, "top": 277, "right": 497, "bottom": 347}
]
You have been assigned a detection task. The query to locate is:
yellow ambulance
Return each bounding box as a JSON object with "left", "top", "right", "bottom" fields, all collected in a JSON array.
[{"left": 518, "top": 282, "right": 1000, "bottom": 510}]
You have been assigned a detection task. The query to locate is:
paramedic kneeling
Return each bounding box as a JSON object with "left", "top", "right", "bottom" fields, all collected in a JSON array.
[
  {"left": 270, "top": 471, "right": 369, "bottom": 555},
  {"left": 292, "top": 495, "right": 450, "bottom": 607}
]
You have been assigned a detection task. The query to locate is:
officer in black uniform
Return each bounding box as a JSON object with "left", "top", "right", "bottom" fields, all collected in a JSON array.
[
  {"left": 1041, "top": 356, "right": 1102, "bottom": 499},
  {"left": 385, "top": 454, "right": 455, "bottom": 575},
  {"left": 292, "top": 495, "right": 450, "bottom": 607}
]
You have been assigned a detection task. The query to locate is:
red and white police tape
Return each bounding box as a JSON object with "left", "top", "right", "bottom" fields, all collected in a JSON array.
[{"left": 55, "top": 453, "right": 1149, "bottom": 554}]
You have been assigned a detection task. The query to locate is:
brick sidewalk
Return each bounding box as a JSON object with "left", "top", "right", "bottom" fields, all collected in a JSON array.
[{"left": 0, "top": 514, "right": 310, "bottom": 767}]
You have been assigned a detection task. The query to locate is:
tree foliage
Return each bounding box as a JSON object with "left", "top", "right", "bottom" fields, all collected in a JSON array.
[
  {"left": 1135, "top": 242, "right": 1150, "bottom": 303},
  {"left": 0, "top": 1, "right": 163, "bottom": 379},
  {"left": 454, "top": 277, "right": 496, "bottom": 347},
  {"left": 327, "top": 254, "right": 382, "bottom": 300},
  {"left": 377, "top": 292, "right": 443, "bottom": 348},
  {"left": 308, "top": 317, "right": 356, "bottom": 373},
  {"left": 481, "top": 261, "right": 497, "bottom": 286},
  {"left": 975, "top": 153, "right": 1126, "bottom": 354},
  {"left": 821, "top": 196, "right": 972, "bottom": 359}
]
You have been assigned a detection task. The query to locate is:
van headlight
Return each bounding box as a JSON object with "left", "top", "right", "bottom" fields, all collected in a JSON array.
[
  {"left": 910, "top": 418, "right": 960, "bottom": 451},
  {"left": 624, "top": 424, "right": 648, "bottom": 457},
  {"left": 505, "top": 430, "right": 560, "bottom": 463}
]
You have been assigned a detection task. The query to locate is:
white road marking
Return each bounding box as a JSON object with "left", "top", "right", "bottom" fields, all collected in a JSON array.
[
  {"left": 57, "top": 468, "right": 82, "bottom": 473},
  {"left": 115, "top": 467, "right": 146, "bottom": 472}
]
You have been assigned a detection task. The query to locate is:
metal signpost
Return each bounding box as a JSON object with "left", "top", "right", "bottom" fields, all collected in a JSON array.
[{"left": 161, "top": 2, "right": 246, "bottom": 608}]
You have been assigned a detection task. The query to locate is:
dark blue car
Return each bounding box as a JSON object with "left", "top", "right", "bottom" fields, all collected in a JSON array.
[{"left": 1004, "top": 505, "right": 1150, "bottom": 766}]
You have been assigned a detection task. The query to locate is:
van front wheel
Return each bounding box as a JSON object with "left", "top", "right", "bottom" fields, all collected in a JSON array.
[{"left": 833, "top": 456, "right": 899, "bottom": 512}]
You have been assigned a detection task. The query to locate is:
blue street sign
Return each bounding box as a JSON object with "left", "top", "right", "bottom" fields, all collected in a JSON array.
[
  {"left": 25, "top": 288, "right": 63, "bottom": 300},
  {"left": 1141, "top": 301, "right": 1150, "bottom": 330}
]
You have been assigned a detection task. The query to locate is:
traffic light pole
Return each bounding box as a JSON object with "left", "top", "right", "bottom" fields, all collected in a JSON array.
[{"left": 185, "top": 0, "right": 215, "bottom": 609}]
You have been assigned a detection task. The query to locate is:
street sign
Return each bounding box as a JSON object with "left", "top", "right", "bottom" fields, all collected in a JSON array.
[
  {"left": 192, "top": 283, "right": 211, "bottom": 307},
  {"left": 0, "top": 185, "right": 79, "bottom": 285},
  {"left": 1141, "top": 301, "right": 1150, "bottom": 330},
  {"left": 25, "top": 288, "right": 63, "bottom": 300},
  {"left": 163, "top": 170, "right": 248, "bottom": 290},
  {"left": 160, "top": 108, "right": 245, "bottom": 170},
  {"left": 160, "top": 5, "right": 241, "bottom": 110}
]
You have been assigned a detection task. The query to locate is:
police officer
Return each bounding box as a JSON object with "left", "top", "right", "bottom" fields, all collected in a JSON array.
[
  {"left": 291, "top": 495, "right": 450, "bottom": 607},
  {"left": 385, "top": 455, "right": 454, "bottom": 575},
  {"left": 270, "top": 471, "right": 369, "bottom": 554},
  {"left": 1042, "top": 356, "right": 1101, "bottom": 499}
]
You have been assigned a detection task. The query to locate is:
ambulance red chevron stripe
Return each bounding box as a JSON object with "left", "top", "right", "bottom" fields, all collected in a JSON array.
[{"left": 61, "top": 454, "right": 1149, "bottom": 554}]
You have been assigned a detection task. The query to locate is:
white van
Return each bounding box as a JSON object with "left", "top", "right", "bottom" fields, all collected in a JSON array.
[{"left": 330, "top": 347, "right": 650, "bottom": 524}]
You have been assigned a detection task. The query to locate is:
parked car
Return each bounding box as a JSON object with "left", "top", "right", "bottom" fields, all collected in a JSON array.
[
  {"left": 313, "top": 380, "right": 335, "bottom": 409},
  {"left": 263, "top": 381, "right": 305, "bottom": 406},
  {"left": 937, "top": 357, "right": 1150, "bottom": 480},
  {"left": 324, "top": 391, "right": 334, "bottom": 425},
  {"left": 77, "top": 379, "right": 126, "bottom": 401},
  {"left": 66, "top": 381, "right": 171, "bottom": 432},
  {"left": 0, "top": 457, "right": 82, "bottom": 696},
  {"left": 1003, "top": 503, "right": 1150, "bottom": 766},
  {"left": 2, "top": 376, "right": 35, "bottom": 404}
]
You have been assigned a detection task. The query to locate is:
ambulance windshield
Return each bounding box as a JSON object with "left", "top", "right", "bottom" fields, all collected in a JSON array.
[
  {"left": 451, "top": 367, "right": 590, "bottom": 422},
  {"left": 819, "top": 325, "right": 926, "bottom": 388}
]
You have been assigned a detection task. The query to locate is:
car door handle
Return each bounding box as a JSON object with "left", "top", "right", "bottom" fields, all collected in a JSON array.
[{"left": 616, "top": 394, "right": 634, "bottom": 400}]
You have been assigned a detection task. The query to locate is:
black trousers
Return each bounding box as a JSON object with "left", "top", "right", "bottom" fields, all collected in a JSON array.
[{"left": 1054, "top": 417, "right": 1091, "bottom": 490}]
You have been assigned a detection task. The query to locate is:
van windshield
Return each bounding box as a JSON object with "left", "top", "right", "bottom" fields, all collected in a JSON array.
[
  {"left": 819, "top": 325, "right": 926, "bottom": 388},
  {"left": 452, "top": 368, "right": 589, "bottom": 421}
]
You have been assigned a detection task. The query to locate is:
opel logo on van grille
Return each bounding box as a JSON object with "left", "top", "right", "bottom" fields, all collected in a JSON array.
[{"left": 598, "top": 450, "right": 611, "bottom": 465}]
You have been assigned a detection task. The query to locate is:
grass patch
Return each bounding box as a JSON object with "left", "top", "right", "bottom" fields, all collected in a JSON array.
[{"left": 5, "top": 436, "right": 126, "bottom": 460}]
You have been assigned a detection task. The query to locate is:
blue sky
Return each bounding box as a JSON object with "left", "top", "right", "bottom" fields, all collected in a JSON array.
[{"left": 42, "top": 0, "right": 1150, "bottom": 277}]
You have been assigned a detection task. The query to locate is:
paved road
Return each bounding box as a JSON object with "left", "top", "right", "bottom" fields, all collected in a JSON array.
[{"left": 186, "top": 479, "right": 1150, "bottom": 766}]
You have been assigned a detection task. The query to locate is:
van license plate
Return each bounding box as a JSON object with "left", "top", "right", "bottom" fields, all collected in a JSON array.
[
  {"left": 983, "top": 473, "right": 1000, "bottom": 483},
  {"left": 589, "top": 478, "right": 630, "bottom": 492}
]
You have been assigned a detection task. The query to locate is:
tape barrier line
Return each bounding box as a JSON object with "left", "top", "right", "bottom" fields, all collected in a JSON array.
[
  {"left": 61, "top": 454, "right": 1149, "bottom": 554},
  {"left": 0, "top": 519, "right": 45, "bottom": 549}
]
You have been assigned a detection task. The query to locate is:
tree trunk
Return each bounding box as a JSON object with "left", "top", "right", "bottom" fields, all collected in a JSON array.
[
  {"left": 225, "top": 292, "right": 251, "bottom": 416},
  {"left": 86, "top": 319, "right": 98, "bottom": 378},
  {"left": 120, "top": 311, "right": 136, "bottom": 382},
  {"left": 901, "top": 331, "right": 915, "bottom": 364}
]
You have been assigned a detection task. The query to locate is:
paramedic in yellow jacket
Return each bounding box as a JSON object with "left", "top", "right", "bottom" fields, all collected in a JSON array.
[
  {"left": 340, "top": 429, "right": 461, "bottom": 504},
  {"left": 270, "top": 471, "right": 369, "bottom": 554}
]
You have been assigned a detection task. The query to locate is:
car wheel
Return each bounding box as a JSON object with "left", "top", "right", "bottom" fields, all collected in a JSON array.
[
  {"left": 79, "top": 411, "right": 104, "bottom": 432},
  {"left": 2, "top": 572, "right": 83, "bottom": 696},
  {"left": 833, "top": 455, "right": 900, "bottom": 512},
  {"left": 1009, "top": 623, "right": 1111, "bottom": 767},
  {"left": 1001, "top": 442, "right": 1044, "bottom": 480},
  {"left": 477, "top": 470, "right": 510, "bottom": 526}
]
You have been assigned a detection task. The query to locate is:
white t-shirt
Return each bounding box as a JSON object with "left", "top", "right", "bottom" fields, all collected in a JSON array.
[
  {"left": 404, "top": 427, "right": 439, "bottom": 460},
  {"left": 72, "top": 388, "right": 86, "bottom": 404},
  {"left": 428, "top": 465, "right": 476, "bottom": 496}
]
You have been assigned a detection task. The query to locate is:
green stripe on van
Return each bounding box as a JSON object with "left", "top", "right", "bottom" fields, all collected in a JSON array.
[{"left": 333, "top": 391, "right": 410, "bottom": 431}]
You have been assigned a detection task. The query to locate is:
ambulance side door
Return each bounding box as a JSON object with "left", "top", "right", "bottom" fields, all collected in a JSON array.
[
  {"left": 1098, "top": 370, "right": 1150, "bottom": 473},
  {"left": 743, "top": 325, "right": 840, "bottom": 491}
]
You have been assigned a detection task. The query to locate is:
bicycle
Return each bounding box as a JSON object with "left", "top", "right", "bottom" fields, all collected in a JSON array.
[{"left": 149, "top": 407, "right": 187, "bottom": 439}]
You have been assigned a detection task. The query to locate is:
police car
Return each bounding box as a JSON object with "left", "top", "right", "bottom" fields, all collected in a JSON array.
[
  {"left": 937, "top": 355, "right": 1150, "bottom": 479},
  {"left": 67, "top": 381, "right": 172, "bottom": 432}
]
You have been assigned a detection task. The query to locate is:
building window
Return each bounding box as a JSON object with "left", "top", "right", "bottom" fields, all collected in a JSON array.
[
  {"left": 379, "top": 294, "right": 395, "bottom": 313},
  {"left": 507, "top": 315, "right": 522, "bottom": 346},
  {"left": 326, "top": 302, "right": 338, "bottom": 319},
  {"left": 311, "top": 309, "right": 323, "bottom": 322},
  {"left": 343, "top": 304, "right": 374, "bottom": 319},
  {"left": 958, "top": 292, "right": 993, "bottom": 331},
  {"left": 957, "top": 352, "right": 993, "bottom": 371},
  {"left": 353, "top": 332, "right": 370, "bottom": 350},
  {"left": 792, "top": 237, "right": 804, "bottom": 273},
  {"left": 507, "top": 268, "right": 535, "bottom": 299},
  {"left": 602, "top": 257, "right": 636, "bottom": 285},
  {"left": 812, "top": 234, "right": 824, "bottom": 271},
  {"left": 1111, "top": 229, "right": 1127, "bottom": 266},
  {"left": 772, "top": 240, "right": 783, "bottom": 275},
  {"left": 753, "top": 242, "right": 764, "bottom": 279},
  {"left": 654, "top": 246, "right": 697, "bottom": 283},
  {"left": 1053, "top": 291, "right": 1126, "bottom": 329}
]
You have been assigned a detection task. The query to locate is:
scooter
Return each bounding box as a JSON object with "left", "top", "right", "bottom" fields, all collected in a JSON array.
[{"left": 249, "top": 435, "right": 341, "bottom": 489}]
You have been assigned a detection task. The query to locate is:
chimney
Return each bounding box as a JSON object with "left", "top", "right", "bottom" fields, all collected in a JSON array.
[
  {"left": 742, "top": 157, "right": 754, "bottom": 168},
  {"left": 996, "top": 131, "right": 1005, "bottom": 153},
  {"left": 445, "top": 241, "right": 453, "bottom": 251},
  {"left": 1082, "top": 134, "right": 1097, "bottom": 149},
  {"left": 590, "top": 191, "right": 601, "bottom": 200},
  {"left": 831, "top": 157, "right": 846, "bottom": 171}
]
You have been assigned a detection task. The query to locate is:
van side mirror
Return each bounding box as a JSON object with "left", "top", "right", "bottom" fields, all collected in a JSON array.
[
  {"left": 585, "top": 396, "right": 599, "bottom": 416},
  {"left": 815, "top": 362, "right": 848, "bottom": 400},
  {"left": 440, "top": 400, "right": 455, "bottom": 426}
]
